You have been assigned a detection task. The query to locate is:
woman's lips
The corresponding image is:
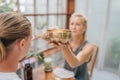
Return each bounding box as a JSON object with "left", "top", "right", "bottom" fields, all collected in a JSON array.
[{"left": 72, "top": 31, "right": 77, "bottom": 32}]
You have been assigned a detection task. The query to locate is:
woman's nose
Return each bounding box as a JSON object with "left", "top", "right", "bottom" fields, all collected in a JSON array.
[{"left": 72, "top": 25, "right": 76, "bottom": 29}]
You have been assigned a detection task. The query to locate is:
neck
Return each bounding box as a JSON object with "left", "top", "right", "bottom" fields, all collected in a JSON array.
[
  {"left": 72, "top": 35, "right": 85, "bottom": 45},
  {"left": 0, "top": 53, "right": 19, "bottom": 72}
]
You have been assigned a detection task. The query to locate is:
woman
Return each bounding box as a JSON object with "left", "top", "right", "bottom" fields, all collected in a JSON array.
[
  {"left": 0, "top": 12, "right": 32, "bottom": 80},
  {"left": 39, "top": 13, "right": 95, "bottom": 80},
  {"left": 57, "top": 13, "right": 94, "bottom": 80}
]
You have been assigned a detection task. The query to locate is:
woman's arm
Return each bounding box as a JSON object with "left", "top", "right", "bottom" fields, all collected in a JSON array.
[
  {"left": 59, "top": 43, "right": 95, "bottom": 68},
  {"left": 18, "top": 47, "right": 60, "bottom": 69},
  {"left": 42, "top": 47, "right": 60, "bottom": 57}
]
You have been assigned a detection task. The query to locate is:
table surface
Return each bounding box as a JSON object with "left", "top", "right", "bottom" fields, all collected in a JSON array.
[{"left": 32, "top": 65, "right": 75, "bottom": 80}]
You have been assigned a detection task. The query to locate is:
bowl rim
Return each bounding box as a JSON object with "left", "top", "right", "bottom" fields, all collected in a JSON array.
[{"left": 47, "top": 29, "right": 71, "bottom": 32}]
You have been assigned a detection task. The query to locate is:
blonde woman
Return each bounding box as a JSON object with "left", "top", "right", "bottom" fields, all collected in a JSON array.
[
  {"left": 38, "top": 13, "right": 95, "bottom": 80},
  {"left": 0, "top": 12, "right": 32, "bottom": 80},
  {"left": 58, "top": 13, "right": 94, "bottom": 80}
]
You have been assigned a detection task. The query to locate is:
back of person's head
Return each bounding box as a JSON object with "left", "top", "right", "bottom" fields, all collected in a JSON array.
[{"left": 0, "top": 12, "right": 31, "bottom": 62}]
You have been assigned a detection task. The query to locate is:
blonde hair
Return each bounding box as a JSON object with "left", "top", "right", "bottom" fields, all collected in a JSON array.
[
  {"left": 0, "top": 12, "right": 31, "bottom": 62},
  {"left": 70, "top": 13, "right": 87, "bottom": 40}
]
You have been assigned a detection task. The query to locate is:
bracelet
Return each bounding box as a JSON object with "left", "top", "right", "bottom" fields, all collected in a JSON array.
[
  {"left": 27, "top": 52, "right": 45, "bottom": 62},
  {"left": 37, "top": 52, "right": 45, "bottom": 62}
]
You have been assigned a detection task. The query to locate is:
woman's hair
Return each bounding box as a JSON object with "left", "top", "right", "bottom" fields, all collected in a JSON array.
[
  {"left": 0, "top": 12, "right": 31, "bottom": 61},
  {"left": 70, "top": 13, "right": 87, "bottom": 40}
]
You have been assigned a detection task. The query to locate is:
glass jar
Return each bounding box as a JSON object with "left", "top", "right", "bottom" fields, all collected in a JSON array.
[{"left": 44, "top": 58, "right": 54, "bottom": 80}]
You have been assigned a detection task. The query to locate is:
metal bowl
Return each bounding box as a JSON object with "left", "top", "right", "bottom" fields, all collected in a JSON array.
[{"left": 47, "top": 29, "right": 72, "bottom": 43}]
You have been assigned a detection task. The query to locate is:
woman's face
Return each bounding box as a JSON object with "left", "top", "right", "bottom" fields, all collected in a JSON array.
[{"left": 69, "top": 16, "right": 86, "bottom": 37}]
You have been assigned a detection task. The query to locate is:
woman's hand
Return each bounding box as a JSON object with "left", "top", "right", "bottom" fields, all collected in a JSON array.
[
  {"left": 48, "top": 40, "right": 70, "bottom": 49},
  {"left": 32, "top": 32, "right": 48, "bottom": 41},
  {"left": 33, "top": 26, "right": 59, "bottom": 41}
]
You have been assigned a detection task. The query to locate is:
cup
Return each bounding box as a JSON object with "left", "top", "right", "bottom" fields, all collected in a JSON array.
[{"left": 44, "top": 57, "right": 52, "bottom": 71}]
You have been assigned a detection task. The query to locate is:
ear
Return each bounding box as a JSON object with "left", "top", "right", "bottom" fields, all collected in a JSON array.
[{"left": 19, "top": 39, "right": 26, "bottom": 49}]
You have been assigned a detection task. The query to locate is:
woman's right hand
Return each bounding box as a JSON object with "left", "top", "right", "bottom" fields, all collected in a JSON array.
[
  {"left": 33, "top": 26, "right": 59, "bottom": 41},
  {"left": 41, "top": 26, "right": 59, "bottom": 41},
  {"left": 32, "top": 32, "right": 47, "bottom": 41},
  {"left": 40, "top": 32, "right": 48, "bottom": 40}
]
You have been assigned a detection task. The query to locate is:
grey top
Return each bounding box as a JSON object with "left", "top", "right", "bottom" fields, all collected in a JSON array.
[
  {"left": 64, "top": 41, "right": 89, "bottom": 80},
  {"left": 0, "top": 72, "right": 21, "bottom": 80}
]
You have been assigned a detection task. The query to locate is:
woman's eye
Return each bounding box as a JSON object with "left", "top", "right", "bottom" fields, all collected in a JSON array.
[{"left": 70, "top": 23, "right": 74, "bottom": 25}]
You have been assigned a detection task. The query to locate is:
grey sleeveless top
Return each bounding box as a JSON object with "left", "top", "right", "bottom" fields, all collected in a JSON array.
[{"left": 64, "top": 41, "right": 89, "bottom": 80}]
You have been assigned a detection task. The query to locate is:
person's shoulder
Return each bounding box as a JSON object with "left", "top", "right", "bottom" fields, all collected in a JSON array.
[
  {"left": 84, "top": 43, "right": 98, "bottom": 50},
  {"left": 0, "top": 72, "right": 21, "bottom": 80},
  {"left": 83, "top": 43, "right": 98, "bottom": 51},
  {"left": 85, "top": 43, "right": 94, "bottom": 48}
]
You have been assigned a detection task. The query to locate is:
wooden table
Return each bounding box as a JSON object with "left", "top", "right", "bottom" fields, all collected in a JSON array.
[{"left": 33, "top": 65, "right": 75, "bottom": 80}]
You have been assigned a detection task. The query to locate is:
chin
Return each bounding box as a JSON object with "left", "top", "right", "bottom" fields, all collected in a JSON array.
[{"left": 72, "top": 33, "right": 77, "bottom": 36}]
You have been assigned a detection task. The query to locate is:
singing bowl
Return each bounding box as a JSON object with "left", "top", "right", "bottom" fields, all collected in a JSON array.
[{"left": 47, "top": 29, "right": 72, "bottom": 42}]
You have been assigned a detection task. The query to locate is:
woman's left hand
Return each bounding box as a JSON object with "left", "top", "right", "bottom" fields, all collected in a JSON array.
[{"left": 48, "top": 40, "right": 70, "bottom": 49}]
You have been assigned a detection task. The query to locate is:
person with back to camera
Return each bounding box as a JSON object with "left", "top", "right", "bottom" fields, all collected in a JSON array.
[
  {"left": 0, "top": 12, "right": 32, "bottom": 80},
  {"left": 36, "top": 13, "right": 96, "bottom": 80}
]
